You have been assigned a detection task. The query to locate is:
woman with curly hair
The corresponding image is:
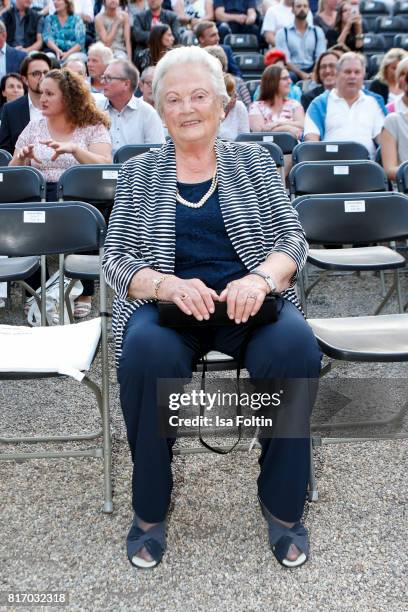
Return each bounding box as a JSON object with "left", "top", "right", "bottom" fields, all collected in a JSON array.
[{"left": 11, "top": 69, "right": 112, "bottom": 317}]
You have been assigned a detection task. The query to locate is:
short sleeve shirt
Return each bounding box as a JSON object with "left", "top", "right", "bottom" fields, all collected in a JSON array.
[
  {"left": 213, "top": 0, "right": 256, "bottom": 13},
  {"left": 16, "top": 118, "right": 112, "bottom": 182},
  {"left": 383, "top": 112, "right": 408, "bottom": 165}
]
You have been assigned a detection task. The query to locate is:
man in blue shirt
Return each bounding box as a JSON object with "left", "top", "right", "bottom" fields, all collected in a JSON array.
[
  {"left": 275, "top": 0, "right": 326, "bottom": 81},
  {"left": 214, "top": 0, "right": 260, "bottom": 43},
  {"left": 195, "top": 20, "right": 242, "bottom": 77}
]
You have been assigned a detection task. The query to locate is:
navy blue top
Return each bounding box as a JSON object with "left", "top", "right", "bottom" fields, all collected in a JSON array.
[
  {"left": 175, "top": 178, "right": 248, "bottom": 291},
  {"left": 213, "top": 0, "right": 256, "bottom": 12}
]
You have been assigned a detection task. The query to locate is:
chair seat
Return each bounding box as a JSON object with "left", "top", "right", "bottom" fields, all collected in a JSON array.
[
  {"left": 64, "top": 254, "right": 99, "bottom": 280},
  {"left": 308, "top": 246, "right": 405, "bottom": 270},
  {"left": 0, "top": 317, "right": 101, "bottom": 379},
  {"left": 0, "top": 256, "right": 40, "bottom": 282},
  {"left": 308, "top": 314, "right": 408, "bottom": 362},
  {"left": 195, "top": 351, "right": 237, "bottom": 372}
]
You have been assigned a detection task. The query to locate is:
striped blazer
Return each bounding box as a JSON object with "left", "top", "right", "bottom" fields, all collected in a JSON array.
[{"left": 102, "top": 138, "right": 308, "bottom": 365}]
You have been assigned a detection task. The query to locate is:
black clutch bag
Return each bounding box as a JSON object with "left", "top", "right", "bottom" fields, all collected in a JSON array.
[{"left": 158, "top": 294, "right": 279, "bottom": 328}]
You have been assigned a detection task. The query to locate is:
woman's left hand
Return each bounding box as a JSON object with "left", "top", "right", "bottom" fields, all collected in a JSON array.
[
  {"left": 219, "top": 275, "right": 268, "bottom": 324},
  {"left": 40, "top": 140, "right": 77, "bottom": 161}
]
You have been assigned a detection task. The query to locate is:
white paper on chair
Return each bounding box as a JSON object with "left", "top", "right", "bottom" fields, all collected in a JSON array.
[
  {"left": 0, "top": 317, "right": 101, "bottom": 380},
  {"left": 0, "top": 256, "right": 7, "bottom": 298}
]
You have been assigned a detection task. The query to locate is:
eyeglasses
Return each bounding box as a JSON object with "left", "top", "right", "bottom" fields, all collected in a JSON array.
[
  {"left": 164, "top": 92, "right": 213, "bottom": 110},
  {"left": 100, "top": 75, "right": 128, "bottom": 83},
  {"left": 142, "top": 80, "right": 153, "bottom": 87},
  {"left": 320, "top": 63, "right": 337, "bottom": 71},
  {"left": 28, "top": 70, "right": 49, "bottom": 78},
  {"left": 280, "top": 76, "right": 291, "bottom": 81}
]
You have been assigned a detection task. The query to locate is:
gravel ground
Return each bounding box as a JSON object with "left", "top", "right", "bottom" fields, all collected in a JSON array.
[{"left": 0, "top": 268, "right": 407, "bottom": 612}]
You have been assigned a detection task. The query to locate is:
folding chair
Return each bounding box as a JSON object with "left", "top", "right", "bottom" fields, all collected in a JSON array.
[
  {"left": 244, "top": 79, "right": 261, "bottom": 101},
  {"left": 292, "top": 141, "right": 370, "bottom": 165},
  {"left": 0, "top": 166, "right": 46, "bottom": 316},
  {"left": 236, "top": 132, "right": 298, "bottom": 154},
  {"left": 396, "top": 160, "right": 408, "bottom": 194},
  {"left": 113, "top": 143, "right": 163, "bottom": 164},
  {"left": 374, "top": 15, "right": 408, "bottom": 49},
  {"left": 233, "top": 53, "right": 265, "bottom": 80},
  {"left": 289, "top": 160, "right": 388, "bottom": 198},
  {"left": 393, "top": 33, "right": 408, "bottom": 50},
  {"left": 57, "top": 164, "right": 119, "bottom": 321},
  {"left": 224, "top": 34, "right": 259, "bottom": 52},
  {"left": 235, "top": 140, "right": 285, "bottom": 181},
  {"left": 0, "top": 149, "right": 11, "bottom": 166},
  {"left": 0, "top": 201, "right": 112, "bottom": 513},
  {"left": 367, "top": 52, "right": 385, "bottom": 79},
  {"left": 360, "top": 0, "right": 389, "bottom": 30},
  {"left": 173, "top": 351, "right": 319, "bottom": 502},
  {"left": 293, "top": 191, "right": 408, "bottom": 315},
  {"left": 393, "top": 0, "right": 408, "bottom": 16}
]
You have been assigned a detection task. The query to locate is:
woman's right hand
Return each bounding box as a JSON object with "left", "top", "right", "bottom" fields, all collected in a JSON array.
[
  {"left": 159, "top": 276, "right": 219, "bottom": 321},
  {"left": 14, "top": 144, "right": 41, "bottom": 164}
]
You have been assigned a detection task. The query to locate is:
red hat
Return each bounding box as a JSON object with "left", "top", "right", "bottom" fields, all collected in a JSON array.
[{"left": 264, "top": 49, "right": 287, "bottom": 66}]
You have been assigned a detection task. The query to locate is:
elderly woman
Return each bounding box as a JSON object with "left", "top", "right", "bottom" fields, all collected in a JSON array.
[{"left": 103, "top": 46, "right": 321, "bottom": 570}]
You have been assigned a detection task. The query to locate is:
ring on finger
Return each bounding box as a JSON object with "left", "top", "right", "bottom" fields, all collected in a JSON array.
[
  {"left": 180, "top": 293, "right": 189, "bottom": 301},
  {"left": 247, "top": 293, "right": 257, "bottom": 300}
]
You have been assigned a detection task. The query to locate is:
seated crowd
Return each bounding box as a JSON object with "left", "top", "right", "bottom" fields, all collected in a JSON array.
[{"left": 0, "top": 0, "right": 407, "bottom": 311}]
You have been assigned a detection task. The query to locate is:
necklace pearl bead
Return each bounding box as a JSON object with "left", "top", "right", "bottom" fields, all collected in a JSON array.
[{"left": 176, "top": 171, "right": 218, "bottom": 209}]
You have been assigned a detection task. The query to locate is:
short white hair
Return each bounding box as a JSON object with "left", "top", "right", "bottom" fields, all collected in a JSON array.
[
  {"left": 87, "top": 42, "right": 114, "bottom": 65},
  {"left": 152, "top": 46, "right": 230, "bottom": 115},
  {"left": 337, "top": 51, "right": 366, "bottom": 72}
]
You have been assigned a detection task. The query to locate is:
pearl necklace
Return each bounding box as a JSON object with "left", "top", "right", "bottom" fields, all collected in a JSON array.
[{"left": 176, "top": 171, "right": 218, "bottom": 209}]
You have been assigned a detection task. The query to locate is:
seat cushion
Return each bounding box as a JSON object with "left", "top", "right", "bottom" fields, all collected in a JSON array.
[
  {"left": 308, "top": 246, "right": 405, "bottom": 271},
  {"left": 0, "top": 317, "right": 101, "bottom": 380},
  {"left": 0, "top": 256, "right": 40, "bottom": 282},
  {"left": 64, "top": 254, "right": 99, "bottom": 280},
  {"left": 308, "top": 314, "right": 408, "bottom": 362}
]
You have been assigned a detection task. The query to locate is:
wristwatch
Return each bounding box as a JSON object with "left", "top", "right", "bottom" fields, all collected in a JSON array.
[{"left": 250, "top": 269, "right": 277, "bottom": 294}]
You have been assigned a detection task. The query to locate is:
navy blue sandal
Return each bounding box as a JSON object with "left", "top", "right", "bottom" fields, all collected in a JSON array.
[
  {"left": 258, "top": 496, "right": 309, "bottom": 568},
  {"left": 126, "top": 514, "right": 167, "bottom": 569}
]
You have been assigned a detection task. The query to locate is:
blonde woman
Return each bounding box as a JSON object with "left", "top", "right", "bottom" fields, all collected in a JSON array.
[
  {"left": 314, "top": 0, "right": 338, "bottom": 35},
  {"left": 369, "top": 48, "right": 408, "bottom": 105}
]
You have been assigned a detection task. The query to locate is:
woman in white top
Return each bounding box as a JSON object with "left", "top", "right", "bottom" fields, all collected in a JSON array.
[{"left": 219, "top": 72, "right": 249, "bottom": 140}]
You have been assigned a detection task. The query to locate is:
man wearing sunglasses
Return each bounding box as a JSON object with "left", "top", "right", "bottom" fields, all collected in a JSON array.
[{"left": 0, "top": 51, "right": 51, "bottom": 153}]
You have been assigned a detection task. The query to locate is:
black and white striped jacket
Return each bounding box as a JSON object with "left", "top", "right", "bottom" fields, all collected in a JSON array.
[{"left": 102, "top": 138, "right": 308, "bottom": 365}]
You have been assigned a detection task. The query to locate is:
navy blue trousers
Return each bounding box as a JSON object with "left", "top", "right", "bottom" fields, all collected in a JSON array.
[{"left": 118, "top": 298, "right": 321, "bottom": 524}]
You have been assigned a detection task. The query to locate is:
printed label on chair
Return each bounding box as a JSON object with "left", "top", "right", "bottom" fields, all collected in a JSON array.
[
  {"left": 244, "top": 59, "right": 252, "bottom": 64},
  {"left": 102, "top": 170, "right": 118, "bottom": 180},
  {"left": 263, "top": 135, "right": 274, "bottom": 142},
  {"left": 24, "top": 211, "right": 45, "bottom": 223},
  {"left": 0, "top": 173, "right": 3, "bottom": 182},
  {"left": 326, "top": 144, "right": 338, "bottom": 152},
  {"left": 333, "top": 165, "right": 349, "bottom": 175},
  {"left": 344, "top": 200, "right": 365, "bottom": 212},
  {"left": 237, "top": 37, "right": 244, "bottom": 42}
]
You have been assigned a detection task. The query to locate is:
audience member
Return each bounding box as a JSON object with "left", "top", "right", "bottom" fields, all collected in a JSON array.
[
  {"left": 219, "top": 72, "right": 249, "bottom": 139},
  {"left": 214, "top": 0, "right": 259, "bottom": 43},
  {"left": 170, "top": 0, "right": 214, "bottom": 26},
  {"left": 0, "top": 71, "right": 25, "bottom": 108},
  {"left": 262, "top": 0, "right": 313, "bottom": 47},
  {"left": 132, "top": 0, "right": 180, "bottom": 52},
  {"left": 304, "top": 52, "right": 385, "bottom": 157},
  {"left": 301, "top": 48, "right": 339, "bottom": 110},
  {"left": 0, "top": 51, "right": 51, "bottom": 152},
  {"left": 134, "top": 23, "right": 173, "bottom": 72},
  {"left": 0, "top": 20, "right": 27, "bottom": 80},
  {"left": 195, "top": 20, "right": 241, "bottom": 77},
  {"left": 0, "top": 0, "right": 10, "bottom": 17},
  {"left": 65, "top": 56, "right": 106, "bottom": 102},
  {"left": 253, "top": 49, "right": 302, "bottom": 101},
  {"left": 48, "top": 0, "right": 95, "bottom": 23},
  {"left": 369, "top": 49, "right": 407, "bottom": 106},
  {"left": 95, "top": 0, "right": 132, "bottom": 59},
  {"left": 313, "top": 0, "right": 337, "bottom": 35},
  {"left": 380, "top": 71, "right": 408, "bottom": 181},
  {"left": 1, "top": 0, "right": 44, "bottom": 52},
  {"left": 99, "top": 58, "right": 165, "bottom": 150},
  {"left": 87, "top": 41, "right": 114, "bottom": 93},
  {"left": 139, "top": 65, "right": 154, "bottom": 105},
  {"left": 387, "top": 58, "right": 408, "bottom": 114},
  {"left": 204, "top": 44, "right": 251, "bottom": 107},
  {"left": 326, "top": 0, "right": 363, "bottom": 51},
  {"left": 275, "top": 0, "right": 326, "bottom": 81},
  {"left": 42, "top": 0, "right": 86, "bottom": 60},
  {"left": 126, "top": 0, "right": 148, "bottom": 26},
  {"left": 249, "top": 64, "right": 304, "bottom": 138}
]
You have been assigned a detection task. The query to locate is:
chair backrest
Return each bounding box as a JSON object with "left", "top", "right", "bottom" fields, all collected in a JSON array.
[
  {"left": 374, "top": 15, "right": 408, "bottom": 48},
  {"left": 234, "top": 53, "right": 264, "bottom": 78},
  {"left": 113, "top": 143, "right": 162, "bottom": 164},
  {"left": 0, "top": 201, "right": 106, "bottom": 256},
  {"left": 0, "top": 149, "right": 11, "bottom": 166},
  {"left": 362, "top": 33, "right": 386, "bottom": 53},
  {"left": 289, "top": 160, "right": 388, "bottom": 196},
  {"left": 393, "top": 0, "right": 408, "bottom": 16},
  {"left": 396, "top": 160, "right": 408, "bottom": 194},
  {"left": 244, "top": 79, "right": 260, "bottom": 101},
  {"left": 224, "top": 33, "right": 258, "bottom": 52},
  {"left": 393, "top": 33, "right": 408, "bottom": 49},
  {"left": 0, "top": 166, "right": 46, "bottom": 202},
  {"left": 293, "top": 191, "right": 408, "bottom": 244},
  {"left": 360, "top": 0, "right": 389, "bottom": 15},
  {"left": 235, "top": 131, "right": 298, "bottom": 154},
  {"left": 292, "top": 141, "right": 370, "bottom": 164},
  {"left": 57, "top": 164, "right": 119, "bottom": 209},
  {"left": 235, "top": 140, "right": 284, "bottom": 167},
  {"left": 367, "top": 52, "right": 385, "bottom": 77}
]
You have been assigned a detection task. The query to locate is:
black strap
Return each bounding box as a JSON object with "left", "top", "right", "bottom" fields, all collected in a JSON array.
[
  {"left": 284, "top": 26, "right": 318, "bottom": 66},
  {"left": 198, "top": 359, "right": 242, "bottom": 455}
]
